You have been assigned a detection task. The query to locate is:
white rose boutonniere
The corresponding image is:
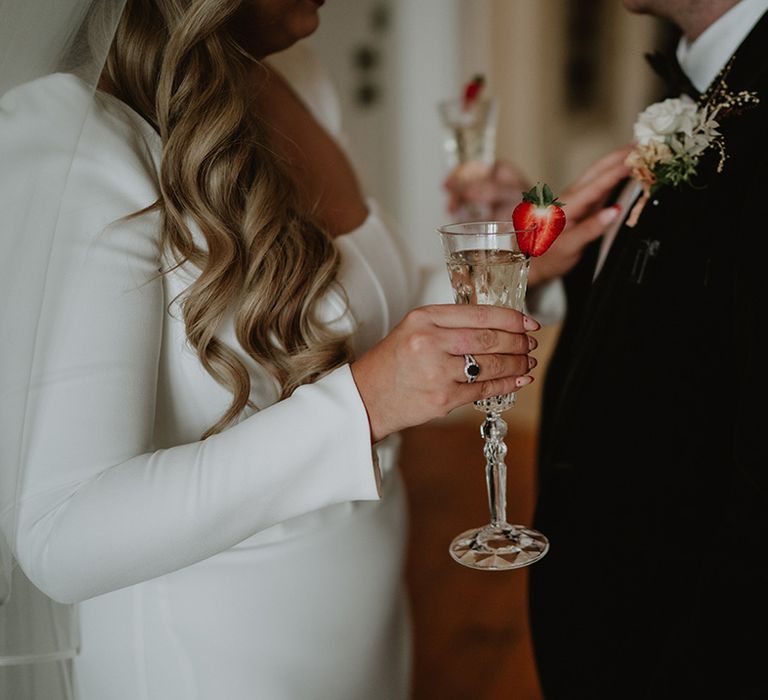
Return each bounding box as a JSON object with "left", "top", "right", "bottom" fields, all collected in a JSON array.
[
  {"left": 624, "top": 58, "right": 760, "bottom": 227},
  {"left": 634, "top": 95, "right": 701, "bottom": 144},
  {"left": 625, "top": 96, "right": 723, "bottom": 227}
]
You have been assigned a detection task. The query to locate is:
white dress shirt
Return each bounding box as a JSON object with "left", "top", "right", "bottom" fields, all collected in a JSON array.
[{"left": 677, "top": 0, "right": 768, "bottom": 93}]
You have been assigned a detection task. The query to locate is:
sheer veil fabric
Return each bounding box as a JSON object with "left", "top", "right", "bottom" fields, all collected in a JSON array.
[{"left": 0, "top": 0, "right": 127, "bottom": 692}]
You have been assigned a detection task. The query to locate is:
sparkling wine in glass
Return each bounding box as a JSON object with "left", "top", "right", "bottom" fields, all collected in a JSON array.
[
  {"left": 437, "top": 221, "right": 549, "bottom": 571},
  {"left": 437, "top": 95, "right": 498, "bottom": 220}
]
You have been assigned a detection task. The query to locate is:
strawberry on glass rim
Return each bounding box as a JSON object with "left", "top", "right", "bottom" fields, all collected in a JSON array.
[
  {"left": 462, "top": 74, "right": 485, "bottom": 110},
  {"left": 512, "top": 183, "right": 566, "bottom": 257}
]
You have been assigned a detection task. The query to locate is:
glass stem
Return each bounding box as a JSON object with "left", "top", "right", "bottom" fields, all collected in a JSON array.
[{"left": 481, "top": 411, "right": 508, "bottom": 528}]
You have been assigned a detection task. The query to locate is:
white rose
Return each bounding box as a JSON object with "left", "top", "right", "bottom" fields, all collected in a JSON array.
[{"left": 633, "top": 95, "right": 700, "bottom": 145}]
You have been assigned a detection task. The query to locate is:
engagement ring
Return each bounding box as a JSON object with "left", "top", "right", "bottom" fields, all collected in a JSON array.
[{"left": 463, "top": 354, "right": 480, "bottom": 383}]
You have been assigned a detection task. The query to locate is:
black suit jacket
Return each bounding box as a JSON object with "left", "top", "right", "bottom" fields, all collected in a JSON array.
[{"left": 530, "top": 12, "right": 768, "bottom": 699}]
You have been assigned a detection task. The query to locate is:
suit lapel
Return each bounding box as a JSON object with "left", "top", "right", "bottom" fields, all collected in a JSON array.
[
  {"left": 542, "top": 11, "right": 768, "bottom": 455},
  {"left": 708, "top": 9, "right": 768, "bottom": 93}
]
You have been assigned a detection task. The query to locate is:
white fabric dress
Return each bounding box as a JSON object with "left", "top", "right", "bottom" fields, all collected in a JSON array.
[{"left": 0, "top": 44, "right": 415, "bottom": 700}]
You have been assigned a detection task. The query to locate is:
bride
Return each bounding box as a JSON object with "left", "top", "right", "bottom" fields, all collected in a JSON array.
[{"left": 0, "top": 1, "right": 540, "bottom": 698}]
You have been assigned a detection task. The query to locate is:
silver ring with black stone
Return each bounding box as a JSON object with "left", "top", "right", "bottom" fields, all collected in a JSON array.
[{"left": 463, "top": 354, "right": 480, "bottom": 383}]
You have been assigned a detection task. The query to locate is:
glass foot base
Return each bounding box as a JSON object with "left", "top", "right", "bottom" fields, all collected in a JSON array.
[{"left": 449, "top": 524, "right": 549, "bottom": 570}]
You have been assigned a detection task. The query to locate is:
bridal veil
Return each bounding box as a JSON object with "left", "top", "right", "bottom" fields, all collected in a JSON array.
[{"left": 0, "top": 1, "right": 127, "bottom": 695}]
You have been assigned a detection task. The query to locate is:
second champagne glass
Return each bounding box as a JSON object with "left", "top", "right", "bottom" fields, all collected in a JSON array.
[
  {"left": 437, "top": 221, "right": 549, "bottom": 571},
  {"left": 437, "top": 93, "right": 498, "bottom": 221}
]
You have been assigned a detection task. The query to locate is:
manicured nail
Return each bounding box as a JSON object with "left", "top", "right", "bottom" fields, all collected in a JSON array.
[
  {"left": 528, "top": 335, "right": 538, "bottom": 350},
  {"left": 599, "top": 206, "right": 620, "bottom": 224},
  {"left": 516, "top": 375, "right": 534, "bottom": 387},
  {"left": 528, "top": 356, "right": 537, "bottom": 370},
  {"left": 523, "top": 315, "right": 540, "bottom": 331}
]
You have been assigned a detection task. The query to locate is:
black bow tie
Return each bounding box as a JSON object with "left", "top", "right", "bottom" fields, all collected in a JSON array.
[{"left": 645, "top": 50, "right": 701, "bottom": 99}]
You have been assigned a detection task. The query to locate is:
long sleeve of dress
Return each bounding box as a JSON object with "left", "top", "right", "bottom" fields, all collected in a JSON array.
[{"left": 1, "top": 76, "right": 381, "bottom": 605}]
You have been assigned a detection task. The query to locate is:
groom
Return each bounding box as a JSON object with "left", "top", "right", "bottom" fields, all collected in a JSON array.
[{"left": 529, "top": 0, "right": 768, "bottom": 697}]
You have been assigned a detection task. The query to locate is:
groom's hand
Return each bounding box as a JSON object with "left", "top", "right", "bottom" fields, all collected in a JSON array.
[
  {"left": 529, "top": 146, "right": 632, "bottom": 286},
  {"left": 443, "top": 159, "right": 531, "bottom": 220},
  {"left": 442, "top": 147, "right": 631, "bottom": 286}
]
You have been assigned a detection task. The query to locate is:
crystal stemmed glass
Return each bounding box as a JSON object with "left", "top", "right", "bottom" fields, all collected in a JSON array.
[
  {"left": 437, "top": 95, "right": 498, "bottom": 221},
  {"left": 437, "top": 221, "right": 549, "bottom": 571}
]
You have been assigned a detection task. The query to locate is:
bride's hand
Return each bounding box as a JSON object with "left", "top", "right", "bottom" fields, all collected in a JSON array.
[{"left": 350, "top": 304, "right": 539, "bottom": 442}]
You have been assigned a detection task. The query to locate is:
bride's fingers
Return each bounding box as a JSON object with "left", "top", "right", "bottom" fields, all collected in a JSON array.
[
  {"left": 351, "top": 305, "right": 542, "bottom": 441},
  {"left": 417, "top": 304, "right": 540, "bottom": 333},
  {"left": 455, "top": 353, "right": 536, "bottom": 384},
  {"left": 454, "top": 372, "right": 536, "bottom": 406},
  {"left": 436, "top": 326, "right": 536, "bottom": 357}
]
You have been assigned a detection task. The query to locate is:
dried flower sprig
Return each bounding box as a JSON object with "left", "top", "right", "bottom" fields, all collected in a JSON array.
[{"left": 625, "top": 59, "right": 759, "bottom": 227}]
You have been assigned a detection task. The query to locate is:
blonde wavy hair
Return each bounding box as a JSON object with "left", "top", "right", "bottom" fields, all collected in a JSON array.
[{"left": 103, "top": 0, "right": 351, "bottom": 438}]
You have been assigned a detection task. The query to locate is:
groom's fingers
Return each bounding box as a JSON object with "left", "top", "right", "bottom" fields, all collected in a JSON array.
[
  {"left": 564, "top": 159, "right": 631, "bottom": 221},
  {"left": 567, "top": 206, "right": 622, "bottom": 248},
  {"left": 567, "top": 145, "right": 633, "bottom": 191}
]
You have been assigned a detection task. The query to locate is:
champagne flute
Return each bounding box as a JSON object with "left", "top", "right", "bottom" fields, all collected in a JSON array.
[
  {"left": 437, "top": 94, "right": 498, "bottom": 221},
  {"left": 437, "top": 221, "right": 549, "bottom": 571}
]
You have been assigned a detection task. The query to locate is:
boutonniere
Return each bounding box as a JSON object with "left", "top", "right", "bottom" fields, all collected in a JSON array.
[{"left": 625, "top": 57, "right": 759, "bottom": 227}]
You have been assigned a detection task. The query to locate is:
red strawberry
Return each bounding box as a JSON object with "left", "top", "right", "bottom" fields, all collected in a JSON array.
[
  {"left": 462, "top": 74, "right": 485, "bottom": 109},
  {"left": 512, "top": 183, "right": 566, "bottom": 256}
]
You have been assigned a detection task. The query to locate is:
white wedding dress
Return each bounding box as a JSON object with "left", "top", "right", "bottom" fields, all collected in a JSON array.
[{"left": 0, "top": 43, "right": 415, "bottom": 699}]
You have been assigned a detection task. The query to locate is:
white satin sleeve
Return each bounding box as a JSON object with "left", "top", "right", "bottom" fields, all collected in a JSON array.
[{"left": 2, "top": 76, "right": 380, "bottom": 605}]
